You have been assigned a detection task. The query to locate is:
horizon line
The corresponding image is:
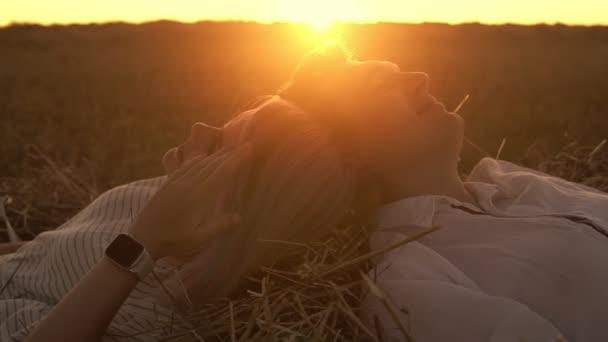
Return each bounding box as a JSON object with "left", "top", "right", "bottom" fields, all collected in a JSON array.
[{"left": 2, "top": 18, "right": 608, "bottom": 29}]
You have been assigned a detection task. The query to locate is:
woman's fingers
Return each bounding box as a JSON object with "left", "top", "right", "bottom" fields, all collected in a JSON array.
[
  {"left": 189, "top": 149, "right": 234, "bottom": 181},
  {"left": 172, "top": 211, "right": 240, "bottom": 259},
  {"left": 173, "top": 143, "right": 234, "bottom": 180},
  {"left": 201, "top": 143, "right": 252, "bottom": 191},
  {"left": 194, "top": 212, "right": 242, "bottom": 245},
  {"left": 181, "top": 145, "right": 233, "bottom": 180},
  {"left": 170, "top": 154, "right": 205, "bottom": 180}
]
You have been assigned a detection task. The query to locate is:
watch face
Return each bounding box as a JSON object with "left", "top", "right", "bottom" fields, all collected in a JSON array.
[{"left": 106, "top": 234, "right": 145, "bottom": 267}]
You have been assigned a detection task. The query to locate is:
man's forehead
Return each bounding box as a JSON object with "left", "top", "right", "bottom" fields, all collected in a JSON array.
[
  {"left": 342, "top": 60, "right": 401, "bottom": 83},
  {"left": 343, "top": 60, "right": 401, "bottom": 78}
]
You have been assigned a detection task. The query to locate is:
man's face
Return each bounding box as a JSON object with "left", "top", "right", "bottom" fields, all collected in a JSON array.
[{"left": 330, "top": 60, "right": 465, "bottom": 176}]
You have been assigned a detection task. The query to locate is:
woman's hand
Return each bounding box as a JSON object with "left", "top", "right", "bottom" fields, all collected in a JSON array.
[
  {"left": 24, "top": 144, "right": 252, "bottom": 342},
  {"left": 129, "top": 143, "right": 252, "bottom": 261}
]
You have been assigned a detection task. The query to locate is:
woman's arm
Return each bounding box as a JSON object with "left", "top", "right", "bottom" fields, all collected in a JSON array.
[
  {"left": 24, "top": 256, "right": 138, "bottom": 342},
  {"left": 24, "top": 144, "right": 251, "bottom": 342}
]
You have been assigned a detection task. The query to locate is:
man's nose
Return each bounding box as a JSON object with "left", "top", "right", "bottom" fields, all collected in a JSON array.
[{"left": 400, "top": 72, "right": 430, "bottom": 97}]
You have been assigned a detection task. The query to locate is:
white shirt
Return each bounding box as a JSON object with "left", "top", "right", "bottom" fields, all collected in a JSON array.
[{"left": 362, "top": 158, "right": 608, "bottom": 342}]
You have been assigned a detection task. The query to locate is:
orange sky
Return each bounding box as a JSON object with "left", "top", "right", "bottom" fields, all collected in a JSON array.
[{"left": 2, "top": 0, "right": 607, "bottom": 27}]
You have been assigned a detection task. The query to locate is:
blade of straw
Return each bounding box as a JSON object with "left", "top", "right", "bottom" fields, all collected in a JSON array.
[
  {"left": 453, "top": 94, "right": 470, "bottom": 114},
  {"left": 452, "top": 95, "right": 492, "bottom": 158},
  {"left": 317, "top": 225, "right": 441, "bottom": 278},
  {"left": 0, "top": 196, "right": 20, "bottom": 242},
  {"left": 589, "top": 139, "right": 607, "bottom": 161},
  {"left": 496, "top": 138, "right": 507, "bottom": 160},
  {"left": 361, "top": 273, "right": 412, "bottom": 342}
]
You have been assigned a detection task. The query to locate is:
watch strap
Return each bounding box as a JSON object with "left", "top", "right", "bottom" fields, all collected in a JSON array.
[
  {"left": 105, "top": 233, "right": 155, "bottom": 279},
  {"left": 130, "top": 244, "right": 155, "bottom": 279}
]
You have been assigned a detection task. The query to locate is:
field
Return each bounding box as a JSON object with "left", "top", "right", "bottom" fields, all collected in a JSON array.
[{"left": 1, "top": 21, "right": 608, "bottom": 239}]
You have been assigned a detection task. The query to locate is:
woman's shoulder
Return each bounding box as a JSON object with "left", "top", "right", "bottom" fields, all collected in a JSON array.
[
  {"left": 105, "top": 175, "right": 167, "bottom": 195},
  {"left": 0, "top": 176, "right": 169, "bottom": 300},
  {"left": 47, "top": 175, "right": 167, "bottom": 232},
  {"left": 89, "top": 176, "right": 166, "bottom": 211}
]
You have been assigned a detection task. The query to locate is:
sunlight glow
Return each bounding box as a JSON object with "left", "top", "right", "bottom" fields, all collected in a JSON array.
[
  {"left": 1, "top": 0, "right": 608, "bottom": 26},
  {"left": 293, "top": 22, "right": 346, "bottom": 48},
  {"left": 275, "top": 0, "right": 366, "bottom": 31}
]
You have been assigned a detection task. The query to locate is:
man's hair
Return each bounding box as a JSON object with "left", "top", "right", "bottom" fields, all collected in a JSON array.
[
  {"left": 279, "top": 41, "right": 382, "bottom": 226},
  {"left": 278, "top": 41, "right": 352, "bottom": 123},
  {"left": 278, "top": 41, "right": 352, "bottom": 101}
]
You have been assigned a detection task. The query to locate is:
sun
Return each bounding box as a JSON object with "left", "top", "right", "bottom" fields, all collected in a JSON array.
[
  {"left": 289, "top": 16, "right": 341, "bottom": 44},
  {"left": 308, "top": 17, "right": 334, "bottom": 32},
  {"left": 277, "top": 0, "right": 363, "bottom": 34},
  {"left": 299, "top": 21, "right": 343, "bottom": 45},
  {"left": 290, "top": 12, "right": 336, "bottom": 34}
]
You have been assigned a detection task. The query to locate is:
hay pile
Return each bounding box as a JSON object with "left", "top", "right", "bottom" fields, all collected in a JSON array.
[
  {"left": 1, "top": 139, "right": 607, "bottom": 341},
  {"left": 157, "top": 224, "right": 438, "bottom": 342}
]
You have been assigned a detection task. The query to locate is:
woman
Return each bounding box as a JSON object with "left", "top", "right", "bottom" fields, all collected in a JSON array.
[
  {"left": 0, "top": 96, "right": 359, "bottom": 341},
  {"left": 278, "top": 43, "right": 608, "bottom": 341}
]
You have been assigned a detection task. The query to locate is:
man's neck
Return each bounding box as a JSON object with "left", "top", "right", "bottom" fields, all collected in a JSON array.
[{"left": 379, "top": 167, "right": 473, "bottom": 206}]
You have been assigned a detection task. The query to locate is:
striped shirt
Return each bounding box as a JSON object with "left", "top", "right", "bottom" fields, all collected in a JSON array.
[{"left": 0, "top": 176, "right": 183, "bottom": 341}]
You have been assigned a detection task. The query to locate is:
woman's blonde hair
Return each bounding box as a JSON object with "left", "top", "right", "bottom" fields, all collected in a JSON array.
[
  {"left": 164, "top": 42, "right": 381, "bottom": 307},
  {"left": 168, "top": 96, "right": 357, "bottom": 305}
]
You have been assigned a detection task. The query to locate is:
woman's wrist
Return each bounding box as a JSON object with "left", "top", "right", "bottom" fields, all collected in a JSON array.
[
  {"left": 101, "top": 255, "right": 140, "bottom": 280},
  {"left": 129, "top": 226, "right": 163, "bottom": 262}
]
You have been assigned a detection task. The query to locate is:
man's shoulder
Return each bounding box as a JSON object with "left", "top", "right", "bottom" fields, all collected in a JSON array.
[
  {"left": 468, "top": 158, "right": 548, "bottom": 180},
  {"left": 468, "top": 157, "right": 605, "bottom": 196}
]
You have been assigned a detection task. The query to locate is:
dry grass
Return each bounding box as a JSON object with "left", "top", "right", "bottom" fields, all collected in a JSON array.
[
  {"left": 0, "top": 144, "right": 100, "bottom": 240},
  {"left": 522, "top": 139, "right": 608, "bottom": 192},
  {"left": 155, "top": 225, "right": 439, "bottom": 342}
]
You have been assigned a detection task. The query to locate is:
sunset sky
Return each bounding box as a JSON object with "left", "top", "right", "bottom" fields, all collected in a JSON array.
[{"left": 2, "top": 0, "right": 607, "bottom": 27}]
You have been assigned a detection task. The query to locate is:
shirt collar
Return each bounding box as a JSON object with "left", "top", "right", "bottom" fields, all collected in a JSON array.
[
  {"left": 372, "top": 195, "right": 437, "bottom": 230},
  {"left": 372, "top": 181, "right": 505, "bottom": 229},
  {"left": 464, "top": 181, "right": 508, "bottom": 212}
]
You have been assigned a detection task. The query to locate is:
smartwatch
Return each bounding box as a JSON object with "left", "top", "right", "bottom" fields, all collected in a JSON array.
[{"left": 105, "top": 233, "right": 155, "bottom": 279}]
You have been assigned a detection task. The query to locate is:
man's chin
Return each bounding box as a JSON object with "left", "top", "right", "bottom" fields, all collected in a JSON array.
[{"left": 438, "top": 131, "right": 464, "bottom": 166}]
